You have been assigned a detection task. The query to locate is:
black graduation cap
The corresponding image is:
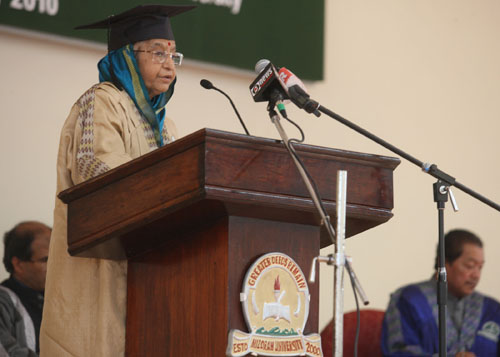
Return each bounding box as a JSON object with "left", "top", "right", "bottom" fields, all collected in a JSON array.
[{"left": 75, "top": 4, "right": 196, "bottom": 51}]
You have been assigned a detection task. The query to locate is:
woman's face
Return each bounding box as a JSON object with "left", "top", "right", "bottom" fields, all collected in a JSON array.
[{"left": 134, "top": 38, "right": 177, "bottom": 98}]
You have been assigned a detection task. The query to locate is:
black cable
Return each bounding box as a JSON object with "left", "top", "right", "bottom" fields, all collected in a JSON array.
[{"left": 277, "top": 110, "right": 331, "bottom": 219}]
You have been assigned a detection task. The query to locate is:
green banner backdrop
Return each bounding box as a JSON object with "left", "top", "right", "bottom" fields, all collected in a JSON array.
[{"left": 0, "top": 0, "right": 324, "bottom": 80}]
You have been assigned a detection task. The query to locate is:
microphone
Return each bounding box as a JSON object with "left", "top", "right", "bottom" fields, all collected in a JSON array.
[
  {"left": 254, "top": 58, "right": 270, "bottom": 74},
  {"left": 288, "top": 85, "right": 321, "bottom": 117},
  {"left": 278, "top": 67, "right": 321, "bottom": 117},
  {"left": 249, "top": 60, "right": 289, "bottom": 105},
  {"left": 249, "top": 59, "right": 320, "bottom": 117},
  {"left": 277, "top": 67, "right": 307, "bottom": 94},
  {"left": 200, "top": 79, "right": 250, "bottom": 136},
  {"left": 200, "top": 79, "right": 214, "bottom": 90},
  {"left": 252, "top": 60, "right": 307, "bottom": 100}
]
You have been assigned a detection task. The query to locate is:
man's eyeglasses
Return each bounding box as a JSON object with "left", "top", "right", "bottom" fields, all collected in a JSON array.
[{"left": 134, "top": 50, "right": 183, "bottom": 65}]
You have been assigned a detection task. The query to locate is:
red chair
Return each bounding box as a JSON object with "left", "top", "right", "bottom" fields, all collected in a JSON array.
[{"left": 321, "top": 309, "right": 385, "bottom": 357}]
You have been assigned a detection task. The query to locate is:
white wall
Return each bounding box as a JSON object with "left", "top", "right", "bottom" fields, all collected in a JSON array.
[{"left": 1, "top": 0, "right": 499, "bottom": 332}]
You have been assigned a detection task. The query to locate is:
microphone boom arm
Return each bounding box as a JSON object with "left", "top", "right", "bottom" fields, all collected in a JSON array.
[{"left": 289, "top": 90, "right": 500, "bottom": 211}]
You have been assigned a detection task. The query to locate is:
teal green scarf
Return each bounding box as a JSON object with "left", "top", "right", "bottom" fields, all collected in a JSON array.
[{"left": 97, "top": 44, "right": 176, "bottom": 147}]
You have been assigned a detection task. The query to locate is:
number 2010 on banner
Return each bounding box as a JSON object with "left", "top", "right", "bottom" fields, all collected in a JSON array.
[{"left": 8, "top": 0, "right": 59, "bottom": 16}]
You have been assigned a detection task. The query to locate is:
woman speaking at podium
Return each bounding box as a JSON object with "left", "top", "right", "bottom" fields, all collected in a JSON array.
[{"left": 40, "top": 5, "right": 195, "bottom": 356}]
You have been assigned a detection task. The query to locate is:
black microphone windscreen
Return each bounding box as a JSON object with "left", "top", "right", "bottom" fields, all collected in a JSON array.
[{"left": 200, "top": 79, "right": 213, "bottom": 90}]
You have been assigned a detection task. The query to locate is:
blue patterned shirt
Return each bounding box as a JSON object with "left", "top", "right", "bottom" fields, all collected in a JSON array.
[{"left": 381, "top": 279, "right": 500, "bottom": 356}]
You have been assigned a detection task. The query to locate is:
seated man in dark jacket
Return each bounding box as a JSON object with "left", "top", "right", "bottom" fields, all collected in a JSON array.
[{"left": 0, "top": 221, "right": 51, "bottom": 355}]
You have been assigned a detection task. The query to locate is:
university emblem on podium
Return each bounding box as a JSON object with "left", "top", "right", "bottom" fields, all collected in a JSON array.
[{"left": 227, "top": 252, "right": 323, "bottom": 356}]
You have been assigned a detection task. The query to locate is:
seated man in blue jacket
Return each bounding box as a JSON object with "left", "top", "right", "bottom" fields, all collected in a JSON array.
[{"left": 381, "top": 229, "right": 500, "bottom": 356}]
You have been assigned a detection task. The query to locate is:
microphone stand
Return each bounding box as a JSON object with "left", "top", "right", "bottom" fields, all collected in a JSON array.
[
  {"left": 267, "top": 107, "right": 336, "bottom": 240},
  {"left": 267, "top": 104, "right": 368, "bottom": 357},
  {"left": 434, "top": 181, "right": 450, "bottom": 357},
  {"left": 288, "top": 88, "right": 500, "bottom": 356}
]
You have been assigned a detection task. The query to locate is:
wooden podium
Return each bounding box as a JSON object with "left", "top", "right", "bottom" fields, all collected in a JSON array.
[{"left": 59, "top": 129, "right": 399, "bottom": 356}]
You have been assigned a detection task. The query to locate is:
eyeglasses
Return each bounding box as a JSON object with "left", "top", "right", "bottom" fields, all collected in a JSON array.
[{"left": 134, "top": 50, "right": 183, "bottom": 65}]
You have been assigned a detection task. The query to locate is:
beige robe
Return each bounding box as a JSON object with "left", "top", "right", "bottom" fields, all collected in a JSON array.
[{"left": 40, "top": 82, "right": 178, "bottom": 356}]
